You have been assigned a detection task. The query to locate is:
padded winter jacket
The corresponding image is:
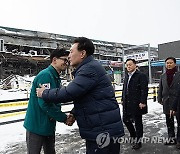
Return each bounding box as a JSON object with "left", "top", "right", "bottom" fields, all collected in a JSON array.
[{"left": 42, "top": 56, "right": 124, "bottom": 140}]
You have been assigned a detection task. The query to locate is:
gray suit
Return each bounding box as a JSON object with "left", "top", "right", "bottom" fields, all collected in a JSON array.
[{"left": 158, "top": 71, "right": 180, "bottom": 114}]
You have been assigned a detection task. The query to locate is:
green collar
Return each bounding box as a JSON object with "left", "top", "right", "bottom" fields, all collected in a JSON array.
[{"left": 48, "top": 65, "right": 60, "bottom": 79}]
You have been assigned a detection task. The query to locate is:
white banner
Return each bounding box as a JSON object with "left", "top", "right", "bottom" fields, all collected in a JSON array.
[{"left": 124, "top": 51, "right": 148, "bottom": 62}]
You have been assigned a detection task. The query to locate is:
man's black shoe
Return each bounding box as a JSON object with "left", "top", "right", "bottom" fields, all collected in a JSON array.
[
  {"left": 132, "top": 143, "right": 142, "bottom": 150},
  {"left": 176, "top": 142, "right": 180, "bottom": 149}
]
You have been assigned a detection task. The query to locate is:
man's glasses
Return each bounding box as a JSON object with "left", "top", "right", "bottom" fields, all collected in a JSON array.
[{"left": 57, "top": 57, "right": 69, "bottom": 64}]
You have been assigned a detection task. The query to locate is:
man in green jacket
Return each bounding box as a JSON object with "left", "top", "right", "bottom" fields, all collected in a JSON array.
[{"left": 24, "top": 48, "right": 73, "bottom": 154}]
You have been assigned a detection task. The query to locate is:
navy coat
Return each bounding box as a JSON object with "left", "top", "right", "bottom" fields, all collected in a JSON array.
[
  {"left": 42, "top": 56, "right": 124, "bottom": 140},
  {"left": 122, "top": 70, "right": 148, "bottom": 116}
]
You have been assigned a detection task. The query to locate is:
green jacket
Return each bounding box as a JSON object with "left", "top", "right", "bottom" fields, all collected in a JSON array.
[{"left": 24, "top": 65, "right": 67, "bottom": 136}]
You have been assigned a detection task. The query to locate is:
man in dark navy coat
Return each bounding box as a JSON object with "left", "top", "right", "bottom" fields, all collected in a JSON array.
[
  {"left": 122, "top": 58, "right": 148, "bottom": 150},
  {"left": 37, "top": 37, "right": 124, "bottom": 154}
]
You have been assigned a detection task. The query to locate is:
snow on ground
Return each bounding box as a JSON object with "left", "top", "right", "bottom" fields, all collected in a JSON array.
[
  {"left": 0, "top": 89, "right": 77, "bottom": 152},
  {"left": 145, "top": 100, "right": 167, "bottom": 136},
  {"left": 0, "top": 114, "right": 79, "bottom": 152},
  {"left": 0, "top": 122, "right": 26, "bottom": 151},
  {"left": 0, "top": 87, "right": 78, "bottom": 153},
  {"left": 0, "top": 99, "right": 163, "bottom": 153},
  {"left": 0, "top": 89, "right": 29, "bottom": 101},
  {"left": 0, "top": 101, "right": 180, "bottom": 153},
  {"left": 0, "top": 83, "right": 180, "bottom": 153}
]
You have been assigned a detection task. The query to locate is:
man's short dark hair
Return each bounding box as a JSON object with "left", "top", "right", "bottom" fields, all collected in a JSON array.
[
  {"left": 125, "top": 58, "right": 136, "bottom": 64},
  {"left": 50, "top": 48, "right": 69, "bottom": 62},
  {"left": 73, "top": 37, "right": 95, "bottom": 56},
  {"left": 165, "top": 57, "right": 176, "bottom": 63}
]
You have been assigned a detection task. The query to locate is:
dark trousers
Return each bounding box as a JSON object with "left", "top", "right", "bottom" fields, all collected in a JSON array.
[
  {"left": 86, "top": 139, "right": 120, "bottom": 154},
  {"left": 165, "top": 114, "right": 175, "bottom": 137},
  {"left": 123, "top": 114, "right": 143, "bottom": 142},
  {"left": 26, "top": 130, "right": 55, "bottom": 154},
  {"left": 178, "top": 116, "right": 180, "bottom": 142},
  {"left": 165, "top": 114, "right": 180, "bottom": 142}
]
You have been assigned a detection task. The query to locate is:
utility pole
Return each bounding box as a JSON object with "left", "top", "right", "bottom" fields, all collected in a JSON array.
[
  {"left": 116, "top": 44, "right": 124, "bottom": 82},
  {"left": 122, "top": 48, "right": 125, "bottom": 80},
  {"left": 148, "top": 43, "right": 152, "bottom": 84}
]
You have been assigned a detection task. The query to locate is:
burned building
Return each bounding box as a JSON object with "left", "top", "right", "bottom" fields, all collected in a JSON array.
[
  {"left": 0, "top": 26, "right": 126, "bottom": 81},
  {"left": 0, "top": 26, "right": 158, "bottom": 84},
  {"left": 0, "top": 26, "right": 75, "bottom": 79}
]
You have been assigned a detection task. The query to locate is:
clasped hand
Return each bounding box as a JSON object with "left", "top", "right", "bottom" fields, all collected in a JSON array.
[{"left": 65, "top": 114, "right": 75, "bottom": 126}]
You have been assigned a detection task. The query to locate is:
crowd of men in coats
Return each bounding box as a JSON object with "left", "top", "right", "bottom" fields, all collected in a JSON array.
[{"left": 122, "top": 57, "right": 180, "bottom": 150}]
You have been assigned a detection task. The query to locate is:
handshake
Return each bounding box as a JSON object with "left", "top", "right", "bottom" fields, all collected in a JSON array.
[{"left": 65, "top": 114, "right": 75, "bottom": 126}]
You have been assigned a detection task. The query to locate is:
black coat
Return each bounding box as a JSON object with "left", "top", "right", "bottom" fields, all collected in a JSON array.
[
  {"left": 158, "top": 72, "right": 180, "bottom": 114},
  {"left": 122, "top": 70, "right": 148, "bottom": 116},
  {"left": 42, "top": 56, "right": 124, "bottom": 140},
  {"left": 172, "top": 86, "right": 180, "bottom": 118}
]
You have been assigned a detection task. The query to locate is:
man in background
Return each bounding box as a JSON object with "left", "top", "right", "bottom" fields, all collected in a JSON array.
[
  {"left": 24, "top": 48, "right": 74, "bottom": 154},
  {"left": 122, "top": 58, "right": 148, "bottom": 150},
  {"left": 170, "top": 85, "right": 180, "bottom": 150},
  {"left": 158, "top": 57, "right": 180, "bottom": 146}
]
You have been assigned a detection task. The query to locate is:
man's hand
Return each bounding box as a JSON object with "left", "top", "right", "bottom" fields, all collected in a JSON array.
[
  {"left": 170, "top": 110, "right": 176, "bottom": 118},
  {"left": 139, "top": 103, "right": 146, "bottom": 109},
  {"left": 36, "top": 84, "right": 46, "bottom": 98},
  {"left": 65, "top": 114, "right": 75, "bottom": 126}
]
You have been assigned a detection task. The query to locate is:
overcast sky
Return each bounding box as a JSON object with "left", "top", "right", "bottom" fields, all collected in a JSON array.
[{"left": 1, "top": 0, "right": 180, "bottom": 47}]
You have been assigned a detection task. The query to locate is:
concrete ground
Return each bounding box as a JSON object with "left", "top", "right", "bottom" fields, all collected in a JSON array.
[
  {"left": 1, "top": 113, "right": 180, "bottom": 154},
  {"left": 0, "top": 101, "right": 180, "bottom": 154}
]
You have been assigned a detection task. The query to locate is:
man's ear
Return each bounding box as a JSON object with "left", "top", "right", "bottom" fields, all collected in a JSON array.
[
  {"left": 52, "top": 57, "right": 57, "bottom": 62},
  {"left": 52, "top": 57, "right": 59, "bottom": 65},
  {"left": 81, "top": 50, "right": 87, "bottom": 59}
]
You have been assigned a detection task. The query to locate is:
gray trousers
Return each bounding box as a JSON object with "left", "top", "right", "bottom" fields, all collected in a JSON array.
[{"left": 26, "top": 130, "right": 56, "bottom": 154}]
